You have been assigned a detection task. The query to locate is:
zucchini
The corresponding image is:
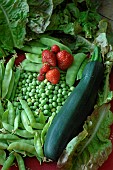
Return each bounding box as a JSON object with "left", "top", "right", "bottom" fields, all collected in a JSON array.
[{"left": 44, "top": 47, "right": 104, "bottom": 161}]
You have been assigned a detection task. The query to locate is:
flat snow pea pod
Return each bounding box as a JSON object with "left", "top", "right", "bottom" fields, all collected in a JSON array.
[
  {"left": 1, "top": 152, "right": 15, "bottom": 170},
  {"left": 15, "top": 153, "right": 26, "bottom": 170},
  {"left": 11, "top": 68, "right": 20, "bottom": 101},
  {"left": 26, "top": 53, "right": 42, "bottom": 63},
  {"left": 40, "top": 37, "right": 72, "bottom": 54},
  {"left": 8, "top": 142, "right": 36, "bottom": 155},
  {"left": 0, "top": 150, "right": 6, "bottom": 165},
  {"left": 7, "top": 100, "right": 15, "bottom": 126},
  {"left": 21, "top": 59, "right": 42, "bottom": 72},
  {"left": 19, "top": 99, "right": 36, "bottom": 125},
  {"left": 21, "top": 110, "right": 34, "bottom": 134},
  {"left": 34, "top": 132, "right": 44, "bottom": 163},
  {"left": 66, "top": 53, "right": 86, "bottom": 86},
  {"left": 2, "top": 56, "right": 15, "bottom": 99}
]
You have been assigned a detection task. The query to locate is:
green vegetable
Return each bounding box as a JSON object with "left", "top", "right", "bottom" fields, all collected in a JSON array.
[
  {"left": 1, "top": 152, "right": 15, "bottom": 170},
  {"left": 26, "top": 53, "right": 42, "bottom": 63},
  {"left": 44, "top": 46, "right": 104, "bottom": 161},
  {"left": 40, "top": 37, "right": 72, "bottom": 54},
  {"left": 66, "top": 53, "right": 86, "bottom": 86},
  {"left": 59, "top": 104, "right": 113, "bottom": 170}
]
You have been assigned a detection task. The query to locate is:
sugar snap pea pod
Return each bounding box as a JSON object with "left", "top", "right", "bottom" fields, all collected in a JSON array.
[
  {"left": 8, "top": 142, "right": 36, "bottom": 155},
  {"left": 19, "top": 99, "right": 36, "bottom": 125},
  {"left": 26, "top": 53, "right": 42, "bottom": 63},
  {"left": 41, "top": 112, "right": 55, "bottom": 145},
  {"left": 8, "top": 139, "right": 34, "bottom": 146},
  {"left": 2, "top": 57, "right": 15, "bottom": 99},
  {"left": 1, "top": 152, "right": 15, "bottom": 170},
  {"left": 0, "top": 142, "right": 8, "bottom": 149},
  {"left": 6, "top": 71, "right": 15, "bottom": 100},
  {"left": 11, "top": 68, "right": 21, "bottom": 101},
  {"left": 77, "top": 58, "right": 89, "bottom": 80},
  {"left": 16, "top": 129, "right": 34, "bottom": 138},
  {"left": 13, "top": 108, "right": 20, "bottom": 132},
  {"left": 0, "top": 100, "right": 4, "bottom": 118},
  {"left": 21, "top": 59, "right": 42, "bottom": 72},
  {"left": 38, "top": 111, "right": 46, "bottom": 124},
  {"left": 34, "top": 132, "right": 44, "bottom": 163},
  {"left": 31, "top": 122, "right": 44, "bottom": 130},
  {"left": 21, "top": 110, "right": 34, "bottom": 134},
  {"left": 66, "top": 53, "right": 87, "bottom": 86},
  {"left": 0, "top": 150, "right": 6, "bottom": 165},
  {"left": 40, "top": 37, "right": 72, "bottom": 54},
  {"left": 15, "top": 153, "right": 26, "bottom": 170},
  {"left": 2, "top": 110, "right": 8, "bottom": 124},
  {"left": 0, "top": 133, "right": 19, "bottom": 140},
  {"left": 7, "top": 100, "right": 15, "bottom": 126}
]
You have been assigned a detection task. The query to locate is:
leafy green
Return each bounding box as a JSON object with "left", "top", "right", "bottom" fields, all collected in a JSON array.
[
  {"left": 27, "top": 0, "right": 53, "bottom": 34},
  {"left": 58, "top": 104, "right": 113, "bottom": 170},
  {"left": 0, "top": 0, "right": 29, "bottom": 53}
]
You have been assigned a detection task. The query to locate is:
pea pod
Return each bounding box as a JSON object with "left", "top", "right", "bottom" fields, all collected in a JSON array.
[
  {"left": 19, "top": 99, "right": 36, "bottom": 125},
  {"left": 8, "top": 142, "right": 36, "bottom": 155},
  {"left": 1, "top": 152, "right": 15, "bottom": 170},
  {"left": 66, "top": 53, "right": 86, "bottom": 86},
  {"left": 21, "top": 110, "right": 34, "bottom": 134},
  {"left": 34, "top": 132, "right": 44, "bottom": 163},
  {"left": 13, "top": 108, "right": 20, "bottom": 132},
  {"left": 0, "top": 150, "right": 6, "bottom": 165},
  {"left": 21, "top": 59, "right": 42, "bottom": 72},
  {"left": 2, "top": 56, "right": 15, "bottom": 99},
  {"left": 40, "top": 37, "right": 72, "bottom": 54},
  {"left": 7, "top": 100, "right": 15, "bottom": 126},
  {"left": 0, "top": 100, "right": 4, "bottom": 119},
  {"left": 15, "top": 153, "right": 26, "bottom": 170},
  {"left": 11, "top": 68, "right": 20, "bottom": 101},
  {"left": 6, "top": 71, "right": 15, "bottom": 100},
  {"left": 77, "top": 58, "right": 89, "bottom": 80},
  {"left": 26, "top": 53, "right": 42, "bottom": 63}
]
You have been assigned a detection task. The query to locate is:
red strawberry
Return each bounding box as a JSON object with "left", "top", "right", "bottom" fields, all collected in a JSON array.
[
  {"left": 56, "top": 50, "right": 74, "bottom": 70},
  {"left": 40, "top": 64, "right": 50, "bottom": 74},
  {"left": 37, "top": 74, "right": 45, "bottom": 81},
  {"left": 46, "top": 68, "right": 60, "bottom": 85},
  {"left": 51, "top": 45, "right": 60, "bottom": 53},
  {"left": 42, "top": 49, "right": 57, "bottom": 67}
]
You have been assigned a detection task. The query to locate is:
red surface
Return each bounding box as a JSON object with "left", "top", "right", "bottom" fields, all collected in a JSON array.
[{"left": 0, "top": 58, "right": 113, "bottom": 170}]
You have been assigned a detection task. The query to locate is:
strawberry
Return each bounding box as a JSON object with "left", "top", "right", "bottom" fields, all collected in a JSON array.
[
  {"left": 51, "top": 45, "right": 60, "bottom": 53},
  {"left": 37, "top": 74, "right": 45, "bottom": 81},
  {"left": 56, "top": 50, "right": 74, "bottom": 70},
  {"left": 42, "top": 49, "right": 57, "bottom": 67},
  {"left": 46, "top": 68, "right": 60, "bottom": 84},
  {"left": 40, "top": 64, "right": 50, "bottom": 74}
]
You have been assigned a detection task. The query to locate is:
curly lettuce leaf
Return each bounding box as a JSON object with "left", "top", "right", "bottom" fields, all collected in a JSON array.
[
  {"left": 0, "top": 0, "right": 29, "bottom": 53},
  {"left": 27, "top": 0, "right": 53, "bottom": 34},
  {"left": 57, "top": 104, "right": 113, "bottom": 170}
]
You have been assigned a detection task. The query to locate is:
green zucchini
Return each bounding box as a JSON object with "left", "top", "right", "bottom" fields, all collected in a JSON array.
[{"left": 44, "top": 47, "right": 104, "bottom": 161}]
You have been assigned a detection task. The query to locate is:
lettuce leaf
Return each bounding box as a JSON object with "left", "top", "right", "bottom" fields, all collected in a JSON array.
[
  {"left": 27, "top": 0, "right": 53, "bottom": 34},
  {"left": 57, "top": 104, "right": 113, "bottom": 170},
  {"left": 0, "top": 0, "right": 29, "bottom": 53}
]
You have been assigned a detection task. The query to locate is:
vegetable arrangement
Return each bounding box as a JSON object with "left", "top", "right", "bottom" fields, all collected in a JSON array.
[{"left": 0, "top": 0, "right": 113, "bottom": 170}]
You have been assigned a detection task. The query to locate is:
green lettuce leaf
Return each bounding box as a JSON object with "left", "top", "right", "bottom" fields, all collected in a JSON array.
[
  {"left": 0, "top": 0, "right": 29, "bottom": 53},
  {"left": 27, "top": 0, "right": 53, "bottom": 34},
  {"left": 57, "top": 104, "right": 113, "bottom": 170}
]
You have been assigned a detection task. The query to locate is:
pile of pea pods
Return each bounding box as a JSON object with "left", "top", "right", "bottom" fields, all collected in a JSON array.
[{"left": 0, "top": 54, "right": 75, "bottom": 169}]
